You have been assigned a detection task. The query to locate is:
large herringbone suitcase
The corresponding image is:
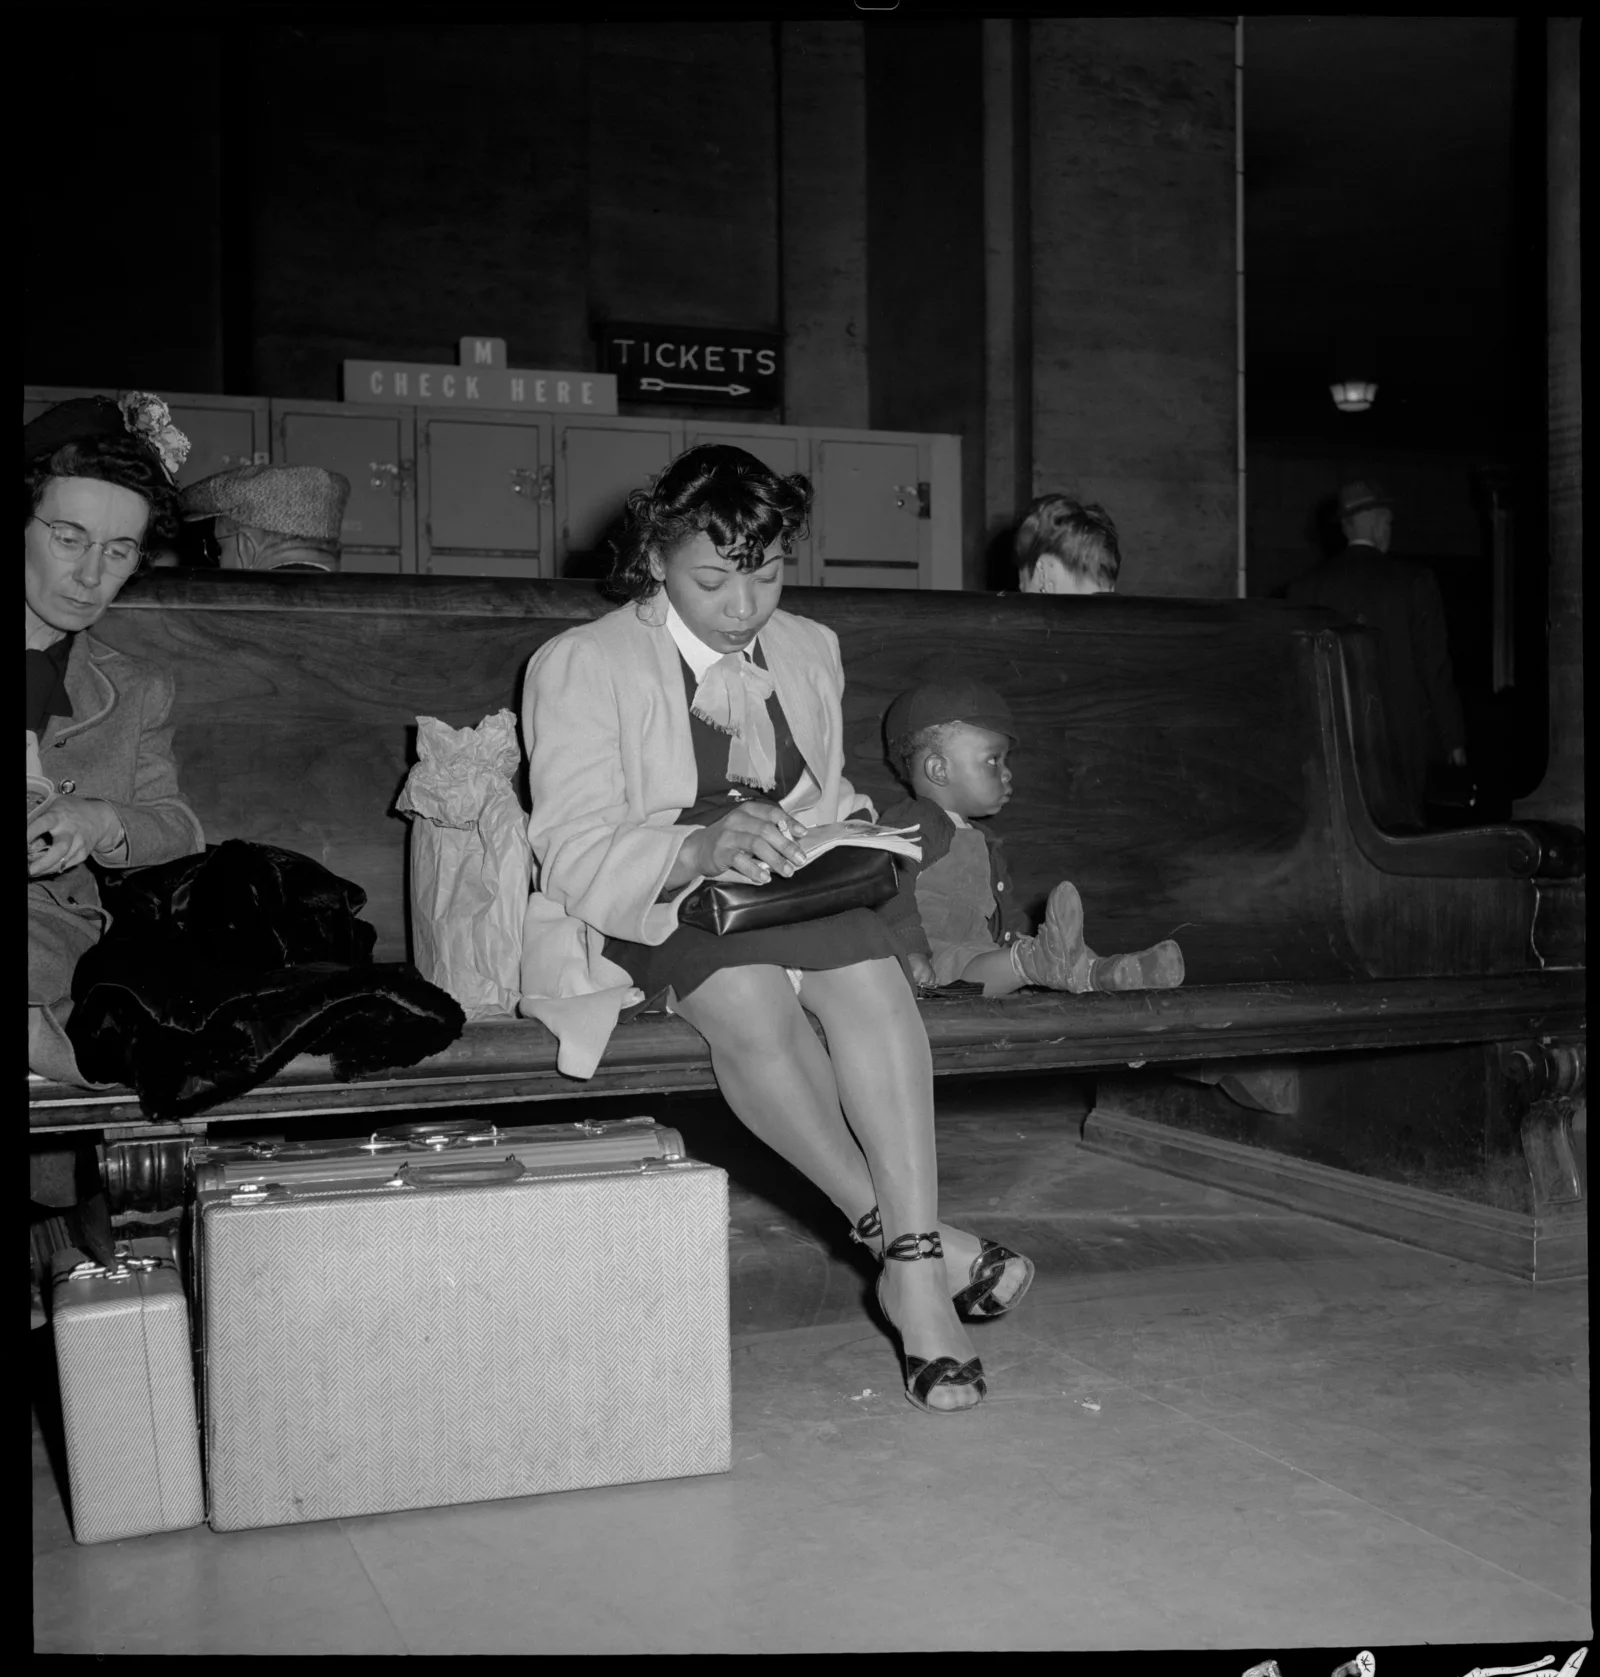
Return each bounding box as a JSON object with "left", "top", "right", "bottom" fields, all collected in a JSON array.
[
  {"left": 50, "top": 1238, "right": 206, "bottom": 1544},
  {"left": 193, "top": 1122, "right": 730, "bottom": 1532}
]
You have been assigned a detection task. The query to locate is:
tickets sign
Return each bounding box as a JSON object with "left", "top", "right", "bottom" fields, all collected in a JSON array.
[{"left": 596, "top": 323, "right": 782, "bottom": 408}]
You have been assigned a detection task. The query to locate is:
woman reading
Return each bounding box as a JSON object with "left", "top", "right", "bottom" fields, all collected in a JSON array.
[{"left": 520, "top": 446, "right": 1034, "bottom": 1414}]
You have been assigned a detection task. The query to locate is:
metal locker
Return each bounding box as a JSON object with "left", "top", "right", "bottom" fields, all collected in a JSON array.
[
  {"left": 163, "top": 398, "right": 272, "bottom": 488},
  {"left": 272, "top": 399, "right": 418, "bottom": 574},
  {"left": 812, "top": 436, "right": 929, "bottom": 589},
  {"left": 557, "top": 419, "right": 681, "bottom": 578},
  {"left": 419, "top": 413, "right": 553, "bottom": 577}
]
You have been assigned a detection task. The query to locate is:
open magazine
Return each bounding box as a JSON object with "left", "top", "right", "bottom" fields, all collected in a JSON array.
[{"left": 793, "top": 821, "right": 922, "bottom": 865}]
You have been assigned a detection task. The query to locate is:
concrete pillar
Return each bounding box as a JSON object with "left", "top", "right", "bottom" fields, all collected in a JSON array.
[
  {"left": 1028, "top": 19, "right": 1238, "bottom": 598},
  {"left": 779, "top": 22, "right": 870, "bottom": 429},
  {"left": 1518, "top": 17, "right": 1583, "bottom": 825}
]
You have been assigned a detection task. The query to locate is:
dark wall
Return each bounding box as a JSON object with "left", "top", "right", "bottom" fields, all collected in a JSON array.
[
  {"left": 1242, "top": 17, "right": 1548, "bottom": 805},
  {"left": 233, "top": 22, "right": 778, "bottom": 409},
  {"left": 27, "top": 21, "right": 786, "bottom": 422},
  {"left": 23, "top": 29, "right": 226, "bottom": 394},
  {"left": 1028, "top": 18, "right": 1240, "bottom": 598},
  {"left": 233, "top": 24, "right": 592, "bottom": 394}
]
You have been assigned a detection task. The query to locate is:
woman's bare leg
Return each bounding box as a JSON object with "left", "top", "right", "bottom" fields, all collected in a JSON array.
[
  {"left": 797, "top": 959, "right": 979, "bottom": 1404},
  {"left": 672, "top": 965, "right": 1010, "bottom": 1361},
  {"left": 669, "top": 967, "right": 879, "bottom": 1227}
]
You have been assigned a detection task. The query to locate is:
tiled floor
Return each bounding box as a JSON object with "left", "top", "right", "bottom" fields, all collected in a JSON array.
[{"left": 32, "top": 1080, "right": 1592, "bottom": 1653}]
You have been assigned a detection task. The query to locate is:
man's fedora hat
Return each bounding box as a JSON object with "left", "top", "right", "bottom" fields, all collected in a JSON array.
[{"left": 1336, "top": 480, "right": 1393, "bottom": 519}]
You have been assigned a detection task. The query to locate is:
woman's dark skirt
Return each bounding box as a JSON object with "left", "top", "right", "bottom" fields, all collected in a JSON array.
[{"left": 605, "top": 906, "right": 909, "bottom": 1015}]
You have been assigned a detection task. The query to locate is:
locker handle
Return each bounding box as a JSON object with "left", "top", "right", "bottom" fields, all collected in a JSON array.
[
  {"left": 894, "top": 483, "right": 931, "bottom": 519},
  {"left": 368, "top": 460, "right": 417, "bottom": 498},
  {"left": 385, "top": 1156, "right": 526, "bottom": 1189},
  {"left": 508, "top": 467, "right": 553, "bottom": 506}
]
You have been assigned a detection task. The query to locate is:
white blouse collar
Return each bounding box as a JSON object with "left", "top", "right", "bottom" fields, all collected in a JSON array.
[{"left": 663, "top": 597, "right": 759, "bottom": 680}]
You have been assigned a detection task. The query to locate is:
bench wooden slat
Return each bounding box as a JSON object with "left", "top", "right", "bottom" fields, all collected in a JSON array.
[{"left": 29, "top": 971, "right": 1585, "bottom": 1134}]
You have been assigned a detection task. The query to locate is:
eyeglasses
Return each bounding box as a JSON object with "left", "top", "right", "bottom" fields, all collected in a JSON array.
[{"left": 30, "top": 518, "right": 144, "bottom": 574}]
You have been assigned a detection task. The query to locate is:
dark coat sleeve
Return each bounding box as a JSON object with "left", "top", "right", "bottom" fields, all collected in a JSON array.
[
  {"left": 1408, "top": 565, "right": 1467, "bottom": 757},
  {"left": 874, "top": 794, "right": 954, "bottom": 958}
]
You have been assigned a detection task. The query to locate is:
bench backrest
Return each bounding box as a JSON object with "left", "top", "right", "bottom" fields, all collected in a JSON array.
[{"left": 94, "top": 572, "right": 1543, "bottom": 984}]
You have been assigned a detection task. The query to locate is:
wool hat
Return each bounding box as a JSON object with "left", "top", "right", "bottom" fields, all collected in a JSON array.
[
  {"left": 883, "top": 678, "right": 1017, "bottom": 745},
  {"left": 181, "top": 464, "right": 351, "bottom": 544},
  {"left": 1336, "top": 480, "right": 1393, "bottom": 519}
]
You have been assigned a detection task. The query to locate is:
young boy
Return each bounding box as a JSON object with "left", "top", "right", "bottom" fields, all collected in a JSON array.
[
  {"left": 878, "top": 679, "right": 1184, "bottom": 996},
  {"left": 1013, "top": 494, "right": 1120, "bottom": 595}
]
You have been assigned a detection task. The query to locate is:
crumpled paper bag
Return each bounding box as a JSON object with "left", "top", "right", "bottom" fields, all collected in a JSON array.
[{"left": 396, "top": 711, "right": 530, "bottom": 1020}]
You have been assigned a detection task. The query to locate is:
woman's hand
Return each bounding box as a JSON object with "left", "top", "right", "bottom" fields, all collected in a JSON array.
[
  {"left": 908, "top": 953, "right": 937, "bottom": 990},
  {"left": 27, "top": 796, "right": 124, "bottom": 878},
  {"left": 679, "top": 801, "right": 810, "bottom": 887}
]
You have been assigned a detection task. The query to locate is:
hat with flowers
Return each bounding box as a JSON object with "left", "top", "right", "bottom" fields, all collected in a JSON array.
[{"left": 24, "top": 392, "right": 191, "bottom": 485}]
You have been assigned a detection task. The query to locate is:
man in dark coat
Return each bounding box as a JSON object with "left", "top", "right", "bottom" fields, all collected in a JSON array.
[{"left": 1287, "top": 480, "right": 1468, "bottom": 830}]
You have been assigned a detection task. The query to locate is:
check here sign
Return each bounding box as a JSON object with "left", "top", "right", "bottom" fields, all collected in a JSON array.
[{"left": 345, "top": 349, "right": 618, "bottom": 415}]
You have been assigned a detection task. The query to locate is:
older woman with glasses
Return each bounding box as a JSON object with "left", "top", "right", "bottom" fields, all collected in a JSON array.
[{"left": 26, "top": 394, "right": 206, "bottom": 1086}]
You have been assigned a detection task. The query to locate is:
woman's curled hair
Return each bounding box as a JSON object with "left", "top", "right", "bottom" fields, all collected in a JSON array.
[
  {"left": 25, "top": 436, "right": 182, "bottom": 551},
  {"left": 602, "top": 444, "right": 812, "bottom": 603}
]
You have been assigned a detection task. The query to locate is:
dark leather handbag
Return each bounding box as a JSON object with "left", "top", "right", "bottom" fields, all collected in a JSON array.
[{"left": 677, "top": 845, "right": 900, "bottom": 936}]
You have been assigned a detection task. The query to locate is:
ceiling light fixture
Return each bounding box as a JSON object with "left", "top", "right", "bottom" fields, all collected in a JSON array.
[{"left": 1330, "top": 379, "right": 1379, "bottom": 413}]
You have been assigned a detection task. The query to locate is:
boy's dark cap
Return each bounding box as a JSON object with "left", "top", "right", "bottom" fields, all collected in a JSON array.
[{"left": 884, "top": 679, "right": 1017, "bottom": 744}]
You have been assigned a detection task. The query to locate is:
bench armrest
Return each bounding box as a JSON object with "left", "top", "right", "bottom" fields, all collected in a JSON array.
[{"left": 1319, "top": 631, "right": 1585, "bottom": 881}]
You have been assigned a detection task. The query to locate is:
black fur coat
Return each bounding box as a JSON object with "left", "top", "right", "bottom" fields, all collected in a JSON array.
[{"left": 67, "top": 840, "right": 465, "bottom": 1119}]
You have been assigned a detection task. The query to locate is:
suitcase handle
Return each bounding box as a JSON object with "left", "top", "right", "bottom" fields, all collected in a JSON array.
[{"left": 386, "top": 1156, "right": 526, "bottom": 1188}]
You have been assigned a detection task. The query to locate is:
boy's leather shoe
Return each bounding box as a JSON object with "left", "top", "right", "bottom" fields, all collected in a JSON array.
[{"left": 1011, "top": 882, "right": 1095, "bottom": 992}]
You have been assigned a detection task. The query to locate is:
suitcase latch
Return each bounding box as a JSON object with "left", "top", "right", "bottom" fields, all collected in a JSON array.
[
  {"left": 579, "top": 1116, "right": 655, "bottom": 1136},
  {"left": 65, "top": 1252, "right": 169, "bottom": 1282},
  {"left": 228, "top": 1182, "right": 290, "bottom": 1205}
]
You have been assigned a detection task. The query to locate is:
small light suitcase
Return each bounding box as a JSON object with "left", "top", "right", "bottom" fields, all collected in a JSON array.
[
  {"left": 50, "top": 1238, "right": 205, "bottom": 1544},
  {"left": 193, "top": 1118, "right": 730, "bottom": 1532}
]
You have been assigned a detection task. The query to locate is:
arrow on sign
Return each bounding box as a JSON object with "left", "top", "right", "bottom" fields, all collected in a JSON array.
[{"left": 637, "top": 378, "right": 753, "bottom": 397}]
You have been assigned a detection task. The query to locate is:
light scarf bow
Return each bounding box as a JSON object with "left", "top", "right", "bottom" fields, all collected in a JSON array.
[{"left": 690, "top": 652, "right": 779, "bottom": 792}]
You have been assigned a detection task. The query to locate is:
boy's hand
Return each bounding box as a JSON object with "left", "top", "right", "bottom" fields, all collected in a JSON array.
[{"left": 908, "top": 953, "right": 937, "bottom": 990}]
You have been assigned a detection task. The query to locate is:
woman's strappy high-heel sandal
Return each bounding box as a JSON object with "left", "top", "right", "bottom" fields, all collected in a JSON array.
[
  {"left": 850, "top": 1205, "right": 1035, "bottom": 1323},
  {"left": 875, "top": 1231, "right": 987, "bottom": 1414}
]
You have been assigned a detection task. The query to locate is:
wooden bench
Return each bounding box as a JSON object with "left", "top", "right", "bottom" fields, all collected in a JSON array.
[{"left": 29, "top": 572, "right": 1585, "bottom": 1242}]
